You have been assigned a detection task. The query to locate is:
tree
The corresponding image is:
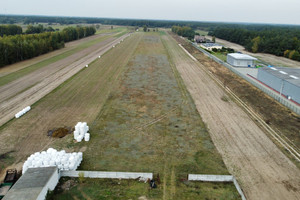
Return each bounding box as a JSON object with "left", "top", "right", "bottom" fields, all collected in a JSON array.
[
  {"left": 251, "top": 36, "right": 261, "bottom": 53},
  {"left": 95, "top": 24, "right": 100, "bottom": 29},
  {"left": 212, "top": 36, "right": 216, "bottom": 43},
  {"left": 143, "top": 25, "right": 147, "bottom": 32}
]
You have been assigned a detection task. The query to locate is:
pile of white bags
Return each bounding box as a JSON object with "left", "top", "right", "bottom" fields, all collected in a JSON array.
[
  {"left": 74, "top": 122, "right": 90, "bottom": 142},
  {"left": 15, "top": 106, "right": 31, "bottom": 118},
  {"left": 22, "top": 148, "right": 83, "bottom": 174}
]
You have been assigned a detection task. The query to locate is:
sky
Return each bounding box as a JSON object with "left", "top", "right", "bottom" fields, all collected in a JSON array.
[{"left": 1, "top": 0, "right": 300, "bottom": 25}]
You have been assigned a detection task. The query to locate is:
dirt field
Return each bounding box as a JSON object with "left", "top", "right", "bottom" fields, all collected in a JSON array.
[
  {"left": 205, "top": 35, "right": 300, "bottom": 68},
  {"left": 0, "top": 31, "right": 130, "bottom": 127},
  {"left": 0, "top": 32, "right": 141, "bottom": 178},
  {"left": 165, "top": 33, "right": 300, "bottom": 200}
]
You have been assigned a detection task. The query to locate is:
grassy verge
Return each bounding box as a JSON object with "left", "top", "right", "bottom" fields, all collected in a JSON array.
[
  {"left": 211, "top": 52, "right": 227, "bottom": 61},
  {"left": 48, "top": 177, "right": 240, "bottom": 200}
]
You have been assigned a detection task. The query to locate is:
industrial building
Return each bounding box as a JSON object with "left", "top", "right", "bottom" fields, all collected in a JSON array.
[
  {"left": 257, "top": 67, "right": 300, "bottom": 104},
  {"left": 200, "top": 43, "right": 223, "bottom": 51},
  {"left": 3, "top": 167, "right": 59, "bottom": 200},
  {"left": 227, "top": 53, "right": 257, "bottom": 67}
]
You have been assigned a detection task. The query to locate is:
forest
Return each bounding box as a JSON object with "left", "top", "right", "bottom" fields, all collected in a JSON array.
[
  {"left": 171, "top": 26, "right": 196, "bottom": 40},
  {"left": 0, "top": 26, "right": 96, "bottom": 67},
  {"left": 1, "top": 15, "right": 300, "bottom": 62},
  {"left": 209, "top": 26, "right": 300, "bottom": 61}
]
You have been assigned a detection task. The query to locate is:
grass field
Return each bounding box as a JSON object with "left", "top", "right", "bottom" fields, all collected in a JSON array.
[
  {"left": 196, "top": 30, "right": 209, "bottom": 36},
  {"left": 1, "top": 31, "right": 241, "bottom": 199},
  {"left": 211, "top": 52, "right": 227, "bottom": 61},
  {"left": 49, "top": 177, "right": 240, "bottom": 200},
  {"left": 60, "top": 32, "right": 239, "bottom": 199}
]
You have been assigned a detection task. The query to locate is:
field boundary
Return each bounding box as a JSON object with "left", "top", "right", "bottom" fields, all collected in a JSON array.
[
  {"left": 191, "top": 42, "right": 300, "bottom": 115},
  {"left": 188, "top": 174, "right": 246, "bottom": 200},
  {"left": 60, "top": 170, "right": 153, "bottom": 180},
  {"left": 183, "top": 43, "right": 300, "bottom": 162}
]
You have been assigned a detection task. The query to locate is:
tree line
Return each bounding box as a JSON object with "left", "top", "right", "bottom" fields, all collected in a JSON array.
[
  {"left": 209, "top": 27, "right": 300, "bottom": 61},
  {"left": 171, "top": 26, "right": 196, "bottom": 40},
  {"left": 0, "top": 26, "right": 96, "bottom": 67},
  {"left": 0, "top": 24, "right": 22, "bottom": 37}
]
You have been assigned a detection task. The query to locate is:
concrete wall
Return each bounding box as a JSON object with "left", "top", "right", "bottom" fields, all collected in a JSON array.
[
  {"left": 188, "top": 174, "right": 246, "bottom": 200},
  {"left": 188, "top": 174, "right": 233, "bottom": 182},
  {"left": 37, "top": 168, "right": 59, "bottom": 200},
  {"left": 61, "top": 171, "right": 153, "bottom": 180}
]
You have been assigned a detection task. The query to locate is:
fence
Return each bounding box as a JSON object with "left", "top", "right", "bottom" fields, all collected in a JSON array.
[
  {"left": 60, "top": 170, "right": 153, "bottom": 180},
  {"left": 191, "top": 43, "right": 300, "bottom": 115},
  {"left": 188, "top": 174, "right": 246, "bottom": 200}
]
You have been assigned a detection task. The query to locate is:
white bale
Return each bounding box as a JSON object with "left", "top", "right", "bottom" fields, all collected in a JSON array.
[
  {"left": 85, "top": 64, "right": 88, "bottom": 68},
  {"left": 49, "top": 160, "right": 56, "bottom": 166},
  {"left": 84, "top": 133, "right": 90, "bottom": 141},
  {"left": 98, "top": 56, "right": 101, "bottom": 58}
]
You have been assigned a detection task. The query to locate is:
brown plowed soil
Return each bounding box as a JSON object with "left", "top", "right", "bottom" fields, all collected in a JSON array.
[{"left": 164, "top": 33, "right": 300, "bottom": 200}]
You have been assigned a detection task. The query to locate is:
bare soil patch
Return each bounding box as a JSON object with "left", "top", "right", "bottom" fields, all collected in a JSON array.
[{"left": 166, "top": 33, "right": 300, "bottom": 200}]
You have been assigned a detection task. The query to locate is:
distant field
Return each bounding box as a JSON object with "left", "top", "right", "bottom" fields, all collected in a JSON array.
[{"left": 196, "top": 30, "right": 209, "bottom": 36}]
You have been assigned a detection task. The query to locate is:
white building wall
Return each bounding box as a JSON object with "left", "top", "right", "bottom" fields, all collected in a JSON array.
[
  {"left": 36, "top": 169, "right": 59, "bottom": 200},
  {"left": 227, "top": 55, "right": 254, "bottom": 67}
]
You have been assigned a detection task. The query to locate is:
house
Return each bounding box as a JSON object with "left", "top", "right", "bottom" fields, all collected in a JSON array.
[{"left": 194, "top": 35, "right": 206, "bottom": 43}]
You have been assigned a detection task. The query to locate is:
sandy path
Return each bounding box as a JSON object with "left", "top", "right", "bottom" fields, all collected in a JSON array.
[
  {"left": 164, "top": 34, "right": 300, "bottom": 200},
  {"left": 206, "top": 35, "right": 300, "bottom": 68},
  {"left": 0, "top": 33, "right": 131, "bottom": 126}
]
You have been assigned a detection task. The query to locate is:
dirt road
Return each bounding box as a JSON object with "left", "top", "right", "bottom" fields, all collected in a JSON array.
[
  {"left": 0, "top": 33, "right": 130, "bottom": 126},
  {"left": 164, "top": 33, "right": 300, "bottom": 200},
  {"left": 206, "top": 35, "right": 300, "bottom": 68}
]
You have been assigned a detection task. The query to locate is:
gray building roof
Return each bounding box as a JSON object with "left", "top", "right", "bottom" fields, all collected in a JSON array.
[
  {"left": 228, "top": 53, "right": 257, "bottom": 60},
  {"left": 259, "top": 67, "right": 300, "bottom": 87},
  {"left": 3, "top": 167, "right": 58, "bottom": 200}
]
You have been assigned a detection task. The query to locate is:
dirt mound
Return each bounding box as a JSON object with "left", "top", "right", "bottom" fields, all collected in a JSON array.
[{"left": 48, "top": 127, "right": 72, "bottom": 138}]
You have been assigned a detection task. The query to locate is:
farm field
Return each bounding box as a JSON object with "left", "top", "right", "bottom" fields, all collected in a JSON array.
[
  {"left": 166, "top": 33, "right": 300, "bottom": 200},
  {"left": 0, "top": 31, "right": 241, "bottom": 199},
  {"left": 0, "top": 31, "right": 140, "bottom": 176},
  {"left": 0, "top": 28, "right": 130, "bottom": 127},
  {"left": 0, "top": 27, "right": 127, "bottom": 77}
]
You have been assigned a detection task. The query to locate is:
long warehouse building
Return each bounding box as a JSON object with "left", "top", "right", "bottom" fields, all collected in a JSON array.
[{"left": 257, "top": 67, "right": 300, "bottom": 105}]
